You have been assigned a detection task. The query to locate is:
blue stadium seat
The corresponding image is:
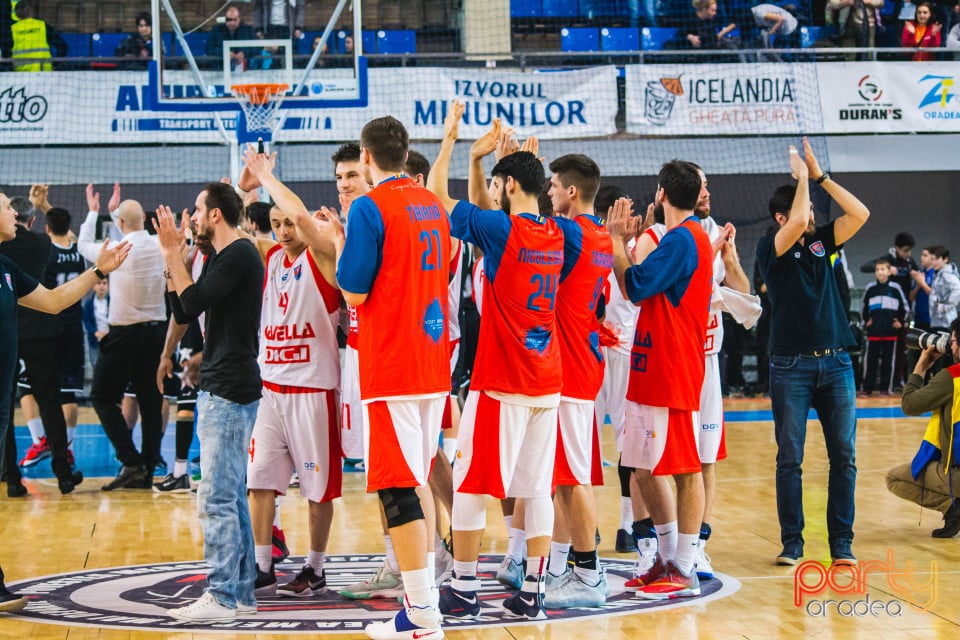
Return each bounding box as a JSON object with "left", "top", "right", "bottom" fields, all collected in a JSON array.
[
  {"left": 335, "top": 30, "right": 376, "bottom": 54},
  {"left": 543, "top": 0, "right": 580, "bottom": 18},
  {"left": 800, "top": 25, "right": 834, "bottom": 48},
  {"left": 600, "top": 27, "right": 639, "bottom": 51},
  {"left": 561, "top": 27, "right": 599, "bottom": 52},
  {"left": 377, "top": 29, "right": 416, "bottom": 54},
  {"left": 641, "top": 27, "right": 678, "bottom": 51},
  {"left": 60, "top": 32, "right": 90, "bottom": 57},
  {"left": 511, "top": 0, "right": 544, "bottom": 18},
  {"left": 166, "top": 31, "right": 209, "bottom": 57},
  {"left": 91, "top": 33, "right": 127, "bottom": 57},
  {"left": 296, "top": 30, "right": 324, "bottom": 55}
]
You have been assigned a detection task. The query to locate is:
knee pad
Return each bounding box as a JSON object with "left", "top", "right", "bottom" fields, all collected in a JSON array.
[
  {"left": 378, "top": 487, "right": 424, "bottom": 528},
  {"left": 451, "top": 491, "right": 486, "bottom": 531},
  {"left": 524, "top": 495, "right": 554, "bottom": 539}
]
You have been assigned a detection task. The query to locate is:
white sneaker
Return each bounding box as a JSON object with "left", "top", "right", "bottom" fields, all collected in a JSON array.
[
  {"left": 435, "top": 545, "right": 454, "bottom": 586},
  {"left": 237, "top": 602, "right": 257, "bottom": 616},
  {"left": 365, "top": 605, "right": 444, "bottom": 640},
  {"left": 545, "top": 567, "right": 570, "bottom": 589},
  {"left": 168, "top": 591, "right": 236, "bottom": 623},
  {"left": 634, "top": 536, "right": 658, "bottom": 578},
  {"left": 695, "top": 538, "right": 714, "bottom": 580},
  {"left": 341, "top": 562, "right": 404, "bottom": 600}
]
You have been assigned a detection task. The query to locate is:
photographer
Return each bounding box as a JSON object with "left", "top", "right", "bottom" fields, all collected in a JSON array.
[{"left": 886, "top": 317, "right": 960, "bottom": 538}]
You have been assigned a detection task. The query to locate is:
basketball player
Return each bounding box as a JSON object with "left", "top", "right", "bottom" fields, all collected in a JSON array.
[
  {"left": 608, "top": 161, "right": 713, "bottom": 600},
  {"left": 240, "top": 148, "right": 343, "bottom": 599},
  {"left": 318, "top": 116, "right": 451, "bottom": 640},
  {"left": 543, "top": 154, "right": 612, "bottom": 608},
  {"left": 430, "top": 109, "right": 563, "bottom": 622}
]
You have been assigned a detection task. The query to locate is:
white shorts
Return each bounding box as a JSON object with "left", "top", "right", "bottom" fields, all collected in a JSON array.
[
  {"left": 362, "top": 394, "right": 446, "bottom": 492},
  {"left": 341, "top": 346, "right": 364, "bottom": 461},
  {"left": 453, "top": 390, "right": 559, "bottom": 499},
  {"left": 555, "top": 398, "right": 603, "bottom": 486},
  {"left": 699, "top": 354, "right": 726, "bottom": 464},
  {"left": 595, "top": 347, "right": 630, "bottom": 452},
  {"left": 247, "top": 387, "right": 342, "bottom": 503},
  {"left": 622, "top": 401, "right": 702, "bottom": 477},
  {"left": 450, "top": 340, "right": 461, "bottom": 376}
]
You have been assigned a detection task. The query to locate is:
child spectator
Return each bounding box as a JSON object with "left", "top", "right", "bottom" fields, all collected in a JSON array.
[
  {"left": 82, "top": 278, "right": 109, "bottom": 368},
  {"left": 860, "top": 257, "right": 907, "bottom": 396}
]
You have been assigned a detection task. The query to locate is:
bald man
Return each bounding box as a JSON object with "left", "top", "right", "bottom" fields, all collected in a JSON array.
[{"left": 78, "top": 190, "right": 167, "bottom": 490}]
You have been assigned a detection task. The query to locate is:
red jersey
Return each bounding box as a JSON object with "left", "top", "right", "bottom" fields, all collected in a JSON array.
[{"left": 554, "top": 214, "right": 613, "bottom": 400}]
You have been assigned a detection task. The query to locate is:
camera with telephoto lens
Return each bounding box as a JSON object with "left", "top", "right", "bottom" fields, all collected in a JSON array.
[{"left": 905, "top": 328, "right": 951, "bottom": 353}]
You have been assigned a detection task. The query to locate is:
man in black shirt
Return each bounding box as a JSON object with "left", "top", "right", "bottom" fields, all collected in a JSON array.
[
  {"left": 154, "top": 183, "right": 263, "bottom": 623},
  {"left": 0, "top": 190, "right": 130, "bottom": 613},
  {"left": 756, "top": 138, "right": 870, "bottom": 567}
]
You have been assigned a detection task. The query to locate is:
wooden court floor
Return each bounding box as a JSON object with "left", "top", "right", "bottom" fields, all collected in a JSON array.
[{"left": 1, "top": 396, "right": 958, "bottom": 640}]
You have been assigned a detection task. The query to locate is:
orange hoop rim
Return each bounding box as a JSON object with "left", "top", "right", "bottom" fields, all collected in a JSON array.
[{"left": 231, "top": 83, "right": 289, "bottom": 105}]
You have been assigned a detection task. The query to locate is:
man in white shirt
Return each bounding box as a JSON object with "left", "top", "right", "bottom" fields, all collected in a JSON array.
[{"left": 78, "top": 191, "right": 167, "bottom": 490}]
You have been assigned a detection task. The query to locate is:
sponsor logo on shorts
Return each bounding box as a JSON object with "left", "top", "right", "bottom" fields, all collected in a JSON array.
[
  {"left": 7, "top": 555, "right": 739, "bottom": 633},
  {"left": 303, "top": 461, "right": 322, "bottom": 473},
  {"left": 701, "top": 423, "right": 721, "bottom": 431}
]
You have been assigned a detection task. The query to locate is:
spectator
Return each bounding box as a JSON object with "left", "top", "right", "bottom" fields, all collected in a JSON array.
[
  {"left": 902, "top": 1, "right": 942, "bottom": 60},
  {"left": 252, "top": 0, "right": 304, "bottom": 39},
  {"left": 684, "top": 0, "right": 739, "bottom": 51},
  {"left": 206, "top": 4, "right": 257, "bottom": 71},
  {"left": 886, "top": 318, "right": 960, "bottom": 539},
  {"left": 859, "top": 257, "right": 907, "bottom": 397},
  {"left": 114, "top": 12, "right": 159, "bottom": 70},
  {"left": 82, "top": 277, "right": 109, "bottom": 368},
  {"left": 827, "top": 0, "right": 885, "bottom": 59},
  {"left": 10, "top": 0, "right": 66, "bottom": 72},
  {"left": 947, "top": 17, "right": 960, "bottom": 46},
  {"left": 752, "top": 3, "right": 800, "bottom": 47},
  {"left": 927, "top": 245, "right": 960, "bottom": 374}
]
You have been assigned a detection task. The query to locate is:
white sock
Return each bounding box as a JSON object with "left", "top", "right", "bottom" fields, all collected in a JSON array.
[
  {"left": 384, "top": 535, "right": 400, "bottom": 573},
  {"left": 675, "top": 533, "right": 700, "bottom": 575},
  {"left": 620, "top": 497, "right": 634, "bottom": 531},
  {"left": 655, "top": 522, "right": 678, "bottom": 562},
  {"left": 453, "top": 559, "right": 477, "bottom": 580},
  {"left": 426, "top": 551, "right": 436, "bottom": 580},
  {"left": 504, "top": 515, "right": 513, "bottom": 530},
  {"left": 524, "top": 556, "right": 547, "bottom": 595},
  {"left": 506, "top": 527, "right": 527, "bottom": 561},
  {"left": 255, "top": 545, "right": 272, "bottom": 573},
  {"left": 306, "top": 550, "right": 325, "bottom": 573},
  {"left": 27, "top": 418, "right": 44, "bottom": 444},
  {"left": 273, "top": 497, "right": 282, "bottom": 527},
  {"left": 441, "top": 436, "right": 457, "bottom": 462},
  {"left": 173, "top": 459, "right": 188, "bottom": 478},
  {"left": 66, "top": 426, "right": 77, "bottom": 446},
  {"left": 548, "top": 541, "right": 570, "bottom": 577},
  {"left": 400, "top": 567, "right": 433, "bottom": 609}
]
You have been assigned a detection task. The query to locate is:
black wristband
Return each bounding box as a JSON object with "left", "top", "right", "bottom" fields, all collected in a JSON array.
[
  {"left": 816, "top": 172, "right": 831, "bottom": 185},
  {"left": 93, "top": 266, "right": 106, "bottom": 279}
]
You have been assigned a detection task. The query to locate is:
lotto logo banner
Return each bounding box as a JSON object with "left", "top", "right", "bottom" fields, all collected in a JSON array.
[
  {"left": 817, "top": 62, "right": 960, "bottom": 133},
  {"left": 624, "top": 63, "right": 820, "bottom": 136}
]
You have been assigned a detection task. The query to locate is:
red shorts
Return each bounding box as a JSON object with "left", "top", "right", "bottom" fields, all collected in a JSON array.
[{"left": 621, "top": 401, "right": 701, "bottom": 476}]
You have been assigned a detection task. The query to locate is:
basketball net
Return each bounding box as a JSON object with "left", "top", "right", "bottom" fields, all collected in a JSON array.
[{"left": 231, "top": 83, "right": 289, "bottom": 142}]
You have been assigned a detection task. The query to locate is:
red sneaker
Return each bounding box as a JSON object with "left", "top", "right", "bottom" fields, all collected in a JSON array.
[
  {"left": 272, "top": 525, "right": 290, "bottom": 564},
  {"left": 19, "top": 437, "right": 51, "bottom": 468},
  {"left": 635, "top": 560, "right": 701, "bottom": 600},
  {"left": 624, "top": 555, "right": 667, "bottom": 592}
]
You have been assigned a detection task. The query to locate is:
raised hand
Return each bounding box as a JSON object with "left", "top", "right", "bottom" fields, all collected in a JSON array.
[
  {"left": 241, "top": 145, "right": 277, "bottom": 185},
  {"left": 443, "top": 100, "right": 465, "bottom": 142},
  {"left": 607, "top": 196, "right": 638, "bottom": 241},
  {"left": 30, "top": 184, "right": 51, "bottom": 212},
  {"left": 801, "top": 136, "right": 821, "bottom": 179},
  {"left": 470, "top": 119, "right": 502, "bottom": 161},
  {"left": 153, "top": 205, "right": 187, "bottom": 258},
  {"left": 85, "top": 183, "right": 100, "bottom": 213},
  {"left": 519, "top": 135, "right": 541, "bottom": 162},
  {"left": 108, "top": 182, "right": 121, "bottom": 213},
  {"left": 495, "top": 126, "right": 518, "bottom": 161},
  {"left": 94, "top": 237, "right": 131, "bottom": 274},
  {"left": 789, "top": 144, "right": 808, "bottom": 181}
]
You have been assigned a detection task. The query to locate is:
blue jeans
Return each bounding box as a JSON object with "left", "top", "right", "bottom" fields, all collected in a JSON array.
[
  {"left": 770, "top": 351, "right": 857, "bottom": 549},
  {"left": 196, "top": 391, "right": 259, "bottom": 608}
]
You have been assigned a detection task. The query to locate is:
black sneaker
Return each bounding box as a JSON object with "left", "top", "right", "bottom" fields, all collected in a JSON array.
[
  {"left": 277, "top": 566, "right": 326, "bottom": 597},
  {"left": 255, "top": 566, "right": 277, "bottom": 596},
  {"left": 58, "top": 469, "right": 84, "bottom": 495},
  {"left": 933, "top": 501, "right": 960, "bottom": 538},
  {"left": 6, "top": 481, "right": 27, "bottom": 498},
  {"left": 830, "top": 540, "right": 856, "bottom": 566},
  {"left": 502, "top": 583, "right": 546, "bottom": 621},
  {"left": 0, "top": 569, "right": 26, "bottom": 614},
  {"left": 615, "top": 528, "right": 638, "bottom": 553},
  {"left": 438, "top": 582, "right": 481, "bottom": 618},
  {"left": 153, "top": 473, "right": 191, "bottom": 493},
  {"left": 101, "top": 465, "right": 151, "bottom": 491}
]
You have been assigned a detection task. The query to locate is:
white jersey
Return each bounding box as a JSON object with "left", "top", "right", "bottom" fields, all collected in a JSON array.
[
  {"left": 448, "top": 240, "right": 463, "bottom": 342},
  {"left": 651, "top": 218, "right": 726, "bottom": 355},
  {"left": 259, "top": 245, "right": 341, "bottom": 390},
  {"left": 604, "top": 238, "right": 639, "bottom": 356},
  {"left": 472, "top": 256, "right": 485, "bottom": 316}
]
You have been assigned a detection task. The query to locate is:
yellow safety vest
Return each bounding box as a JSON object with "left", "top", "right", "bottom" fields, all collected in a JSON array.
[{"left": 12, "top": 18, "right": 52, "bottom": 72}]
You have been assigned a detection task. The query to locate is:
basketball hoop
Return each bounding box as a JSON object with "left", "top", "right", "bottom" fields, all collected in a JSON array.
[{"left": 231, "top": 83, "right": 289, "bottom": 135}]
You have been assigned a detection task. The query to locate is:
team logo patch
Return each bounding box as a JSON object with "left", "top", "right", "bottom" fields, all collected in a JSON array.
[
  {"left": 7, "top": 554, "right": 739, "bottom": 633},
  {"left": 3, "top": 273, "right": 11, "bottom": 290},
  {"left": 293, "top": 264, "right": 302, "bottom": 280},
  {"left": 808, "top": 241, "right": 826, "bottom": 257}
]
